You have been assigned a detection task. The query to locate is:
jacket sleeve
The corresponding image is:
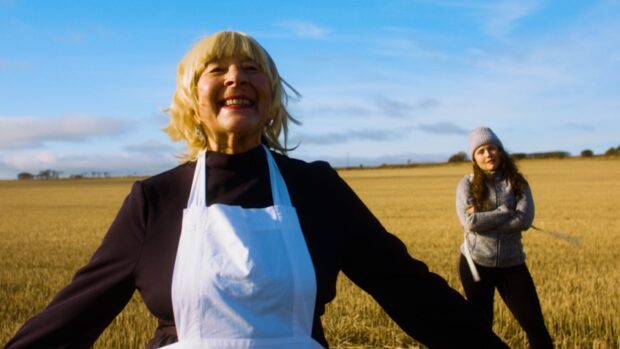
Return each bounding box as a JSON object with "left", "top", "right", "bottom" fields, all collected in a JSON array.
[
  {"left": 325, "top": 168, "right": 508, "bottom": 349},
  {"left": 456, "top": 175, "right": 512, "bottom": 233},
  {"left": 495, "top": 181, "right": 535, "bottom": 232},
  {"left": 4, "top": 181, "right": 148, "bottom": 349}
]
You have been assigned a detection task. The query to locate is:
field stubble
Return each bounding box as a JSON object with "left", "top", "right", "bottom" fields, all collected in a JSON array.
[{"left": 1, "top": 159, "right": 618, "bottom": 348}]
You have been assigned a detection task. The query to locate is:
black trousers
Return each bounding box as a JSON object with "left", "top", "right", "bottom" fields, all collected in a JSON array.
[{"left": 458, "top": 254, "right": 554, "bottom": 349}]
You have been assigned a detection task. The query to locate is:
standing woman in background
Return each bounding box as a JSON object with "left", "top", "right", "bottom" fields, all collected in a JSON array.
[{"left": 455, "top": 127, "right": 554, "bottom": 348}]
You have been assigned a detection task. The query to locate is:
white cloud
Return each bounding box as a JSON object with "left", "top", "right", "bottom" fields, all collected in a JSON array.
[
  {"left": 374, "top": 95, "right": 440, "bottom": 118},
  {"left": 371, "top": 34, "right": 454, "bottom": 62},
  {"left": 299, "top": 104, "right": 372, "bottom": 118},
  {"left": 418, "top": 122, "right": 468, "bottom": 135},
  {"left": 296, "top": 128, "right": 410, "bottom": 145},
  {"left": 275, "top": 21, "right": 331, "bottom": 38},
  {"left": 292, "top": 3, "right": 620, "bottom": 160},
  {"left": 411, "top": 4, "right": 618, "bottom": 126},
  {"left": 560, "top": 123, "right": 595, "bottom": 132},
  {"left": 123, "top": 140, "right": 180, "bottom": 154},
  {"left": 482, "top": 0, "right": 542, "bottom": 37},
  {"left": 0, "top": 150, "right": 179, "bottom": 178},
  {"left": 295, "top": 93, "right": 440, "bottom": 122},
  {"left": 0, "top": 115, "right": 127, "bottom": 149},
  {"left": 413, "top": 0, "right": 543, "bottom": 37}
]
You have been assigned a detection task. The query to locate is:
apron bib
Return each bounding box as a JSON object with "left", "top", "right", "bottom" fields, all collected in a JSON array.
[{"left": 161, "top": 146, "right": 323, "bottom": 349}]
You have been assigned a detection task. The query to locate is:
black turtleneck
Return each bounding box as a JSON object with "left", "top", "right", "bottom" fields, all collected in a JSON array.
[{"left": 204, "top": 146, "right": 272, "bottom": 208}]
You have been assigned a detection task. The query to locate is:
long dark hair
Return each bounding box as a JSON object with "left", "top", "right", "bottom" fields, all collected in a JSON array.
[{"left": 470, "top": 149, "right": 526, "bottom": 211}]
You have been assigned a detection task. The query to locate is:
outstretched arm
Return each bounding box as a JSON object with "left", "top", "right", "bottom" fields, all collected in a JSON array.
[
  {"left": 4, "top": 182, "right": 148, "bottom": 349},
  {"left": 327, "top": 170, "right": 508, "bottom": 348}
]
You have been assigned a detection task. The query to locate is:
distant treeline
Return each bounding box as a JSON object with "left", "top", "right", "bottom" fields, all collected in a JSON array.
[
  {"left": 511, "top": 151, "right": 571, "bottom": 160},
  {"left": 17, "top": 170, "right": 112, "bottom": 180},
  {"left": 447, "top": 145, "right": 620, "bottom": 163},
  {"left": 16, "top": 146, "right": 620, "bottom": 179}
]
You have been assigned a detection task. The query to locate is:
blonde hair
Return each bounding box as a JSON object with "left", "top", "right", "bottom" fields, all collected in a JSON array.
[{"left": 164, "top": 31, "right": 300, "bottom": 161}]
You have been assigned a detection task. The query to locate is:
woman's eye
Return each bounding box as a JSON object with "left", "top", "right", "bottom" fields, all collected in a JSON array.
[
  {"left": 206, "top": 64, "right": 224, "bottom": 73},
  {"left": 243, "top": 63, "right": 259, "bottom": 71}
]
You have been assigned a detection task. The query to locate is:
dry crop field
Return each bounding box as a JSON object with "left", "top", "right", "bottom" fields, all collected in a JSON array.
[{"left": 1, "top": 158, "right": 618, "bottom": 348}]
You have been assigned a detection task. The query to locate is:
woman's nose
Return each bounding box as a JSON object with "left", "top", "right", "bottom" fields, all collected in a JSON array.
[{"left": 224, "top": 65, "right": 248, "bottom": 86}]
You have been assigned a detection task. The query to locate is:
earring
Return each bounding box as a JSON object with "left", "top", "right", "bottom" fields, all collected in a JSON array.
[{"left": 195, "top": 127, "right": 205, "bottom": 141}]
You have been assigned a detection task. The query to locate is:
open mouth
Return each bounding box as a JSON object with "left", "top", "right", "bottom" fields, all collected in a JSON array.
[{"left": 221, "top": 97, "right": 255, "bottom": 108}]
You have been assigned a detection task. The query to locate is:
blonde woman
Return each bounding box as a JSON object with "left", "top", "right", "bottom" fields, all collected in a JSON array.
[{"left": 6, "top": 32, "right": 507, "bottom": 349}]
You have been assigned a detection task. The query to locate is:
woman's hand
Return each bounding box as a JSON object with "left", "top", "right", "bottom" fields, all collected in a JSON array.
[{"left": 467, "top": 205, "right": 477, "bottom": 214}]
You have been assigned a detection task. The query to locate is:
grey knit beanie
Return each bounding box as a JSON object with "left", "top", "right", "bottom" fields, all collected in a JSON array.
[{"left": 469, "top": 127, "right": 503, "bottom": 160}]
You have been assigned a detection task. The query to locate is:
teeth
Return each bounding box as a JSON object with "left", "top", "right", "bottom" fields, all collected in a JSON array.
[{"left": 224, "top": 98, "right": 252, "bottom": 106}]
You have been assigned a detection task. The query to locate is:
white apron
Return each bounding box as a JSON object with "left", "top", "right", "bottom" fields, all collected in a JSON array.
[{"left": 161, "top": 146, "right": 323, "bottom": 349}]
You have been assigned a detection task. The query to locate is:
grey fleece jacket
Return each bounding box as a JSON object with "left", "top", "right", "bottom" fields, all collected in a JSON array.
[{"left": 456, "top": 172, "right": 534, "bottom": 267}]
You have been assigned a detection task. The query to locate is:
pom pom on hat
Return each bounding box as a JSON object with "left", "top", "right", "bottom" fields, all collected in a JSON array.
[{"left": 469, "top": 127, "right": 503, "bottom": 160}]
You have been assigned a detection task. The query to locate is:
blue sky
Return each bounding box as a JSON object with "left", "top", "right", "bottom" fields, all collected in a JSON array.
[{"left": 1, "top": 0, "right": 619, "bottom": 179}]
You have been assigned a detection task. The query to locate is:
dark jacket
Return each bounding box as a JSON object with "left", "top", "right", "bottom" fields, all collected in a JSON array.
[{"left": 6, "top": 147, "right": 507, "bottom": 349}]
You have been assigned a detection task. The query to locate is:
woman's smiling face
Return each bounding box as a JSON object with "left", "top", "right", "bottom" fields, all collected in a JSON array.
[{"left": 195, "top": 56, "right": 272, "bottom": 153}]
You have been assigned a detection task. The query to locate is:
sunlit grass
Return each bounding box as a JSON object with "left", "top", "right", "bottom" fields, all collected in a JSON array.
[{"left": 1, "top": 158, "right": 618, "bottom": 348}]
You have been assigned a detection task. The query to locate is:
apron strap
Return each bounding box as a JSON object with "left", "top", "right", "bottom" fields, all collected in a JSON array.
[
  {"left": 263, "top": 145, "right": 292, "bottom": 207},
  {"left": 187, "top": 151, "right": 207, "bottom": 207}
]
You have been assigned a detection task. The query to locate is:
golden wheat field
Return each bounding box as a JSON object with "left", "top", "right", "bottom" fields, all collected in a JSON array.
[{"left": 1, "top": 158, "right": 618, "bottom": 348}]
